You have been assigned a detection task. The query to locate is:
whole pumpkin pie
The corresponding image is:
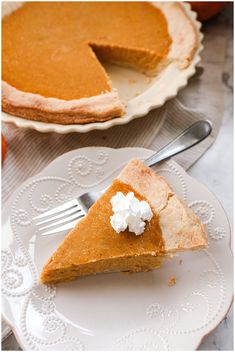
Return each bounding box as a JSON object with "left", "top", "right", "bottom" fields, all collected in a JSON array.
[
  {"left": 40, "top": 159, "right": 208, "bottom": 284},
  {"left": 2, "top": 2, "right": 198, "bottom": 124}
]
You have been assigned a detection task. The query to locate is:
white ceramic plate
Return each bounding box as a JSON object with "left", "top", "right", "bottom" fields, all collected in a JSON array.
[
  {"left": 2, "top": 147, "right": 233, "bottom": 350},
  {"left": 2, "top": 3, "right": 203, "bottom": 134}
]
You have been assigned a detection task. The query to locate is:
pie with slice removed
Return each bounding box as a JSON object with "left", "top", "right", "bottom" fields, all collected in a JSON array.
[
  {"left": 40, "top": 159, "right": 208, "bottom": 284},
  {"left": 2, "top": 2, "right": 198, "bottom": 124}
]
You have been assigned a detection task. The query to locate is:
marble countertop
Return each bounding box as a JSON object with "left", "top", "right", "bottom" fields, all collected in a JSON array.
[
  {"left": 2, "top": 4, "right": 233, "bottom": 351},
  {"left": 190, "top": 76, "right": 233, "bottom": 351},
  {"left": 190, "top": 5, "right": 233, "bottom": 350}
]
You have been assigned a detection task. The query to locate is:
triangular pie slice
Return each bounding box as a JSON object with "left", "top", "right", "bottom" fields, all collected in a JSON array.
[
  {"left": 2, "top": 2, "right": 198, "bottom": 124},
  {"left": 40, "top": 159, "right": 208, "bottom": 284}
]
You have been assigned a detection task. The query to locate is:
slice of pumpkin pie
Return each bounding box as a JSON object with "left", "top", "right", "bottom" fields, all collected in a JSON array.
[{"left": 40, "top": 159, "right": 208, "bottom": 284}]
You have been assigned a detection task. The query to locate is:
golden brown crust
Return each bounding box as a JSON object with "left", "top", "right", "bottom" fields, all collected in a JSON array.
[
  {"left": 156, "top": 2, "right": 199, "bottom": 69},
  {"left": 2, "top": 104, "right": 123, "bottom": 125},
  {"left": 118, "top": 159, "right": 208, "bottom": 252},
  {"left": 2, "top": 82, "right": 124, "bottom": 124}
]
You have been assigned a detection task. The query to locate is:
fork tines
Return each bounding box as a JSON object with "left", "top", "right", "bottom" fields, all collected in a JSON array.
[{"left": 33, "top": 199, "right": 85, "bottom": 236}]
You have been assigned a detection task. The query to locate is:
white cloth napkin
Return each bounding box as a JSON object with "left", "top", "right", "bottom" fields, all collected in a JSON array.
[{"left": 1, "top": 88, "right": 224, "bottom": 206}]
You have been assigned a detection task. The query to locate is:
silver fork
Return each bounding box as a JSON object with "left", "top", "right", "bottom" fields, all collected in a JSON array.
[{"left": 33, "top": 120, "right": 212, "bottom": 236}]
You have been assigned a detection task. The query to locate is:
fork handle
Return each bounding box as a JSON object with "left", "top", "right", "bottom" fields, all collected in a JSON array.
[{"left": 144, "top": 120, "right": 212, "bottom": 167}]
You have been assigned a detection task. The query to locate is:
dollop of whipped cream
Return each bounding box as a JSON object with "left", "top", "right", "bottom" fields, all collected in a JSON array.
[{"left": 110, "top": 192, "right": 153, "bottom": 236}]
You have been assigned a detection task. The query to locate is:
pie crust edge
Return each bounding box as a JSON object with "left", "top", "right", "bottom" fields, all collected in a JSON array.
[
  {"left": 2, "top": 81, "right": 124, "bottom": 124},
  {"left": 118, "top": 159, "right": 208, "bottom": 253}
]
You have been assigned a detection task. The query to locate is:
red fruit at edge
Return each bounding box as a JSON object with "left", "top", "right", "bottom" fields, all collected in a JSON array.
[
  {"left": 2, "top": 133, "right": 7, "bottom": 162},
  {"left": 188, "top": 2, "right": 227, "bottom": 21}
]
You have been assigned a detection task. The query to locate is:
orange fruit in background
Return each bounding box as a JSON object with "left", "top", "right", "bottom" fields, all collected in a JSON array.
[
  {"left": 188, "top": 2, "right": 227, "bottom": 21},
  {"left": 2, "top": 133, "right": 7, "bottom": 163}
]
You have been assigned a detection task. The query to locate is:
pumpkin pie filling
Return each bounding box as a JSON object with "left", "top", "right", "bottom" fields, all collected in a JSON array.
[
  {"left": 2, "top": 2, "right": 171, "bottom": 99},
  {"left": 2, "top": 2, "right": 178, "bottom": 124},
  {"left": 40, "top": 179, "right": 165, "bottom": 284}
]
